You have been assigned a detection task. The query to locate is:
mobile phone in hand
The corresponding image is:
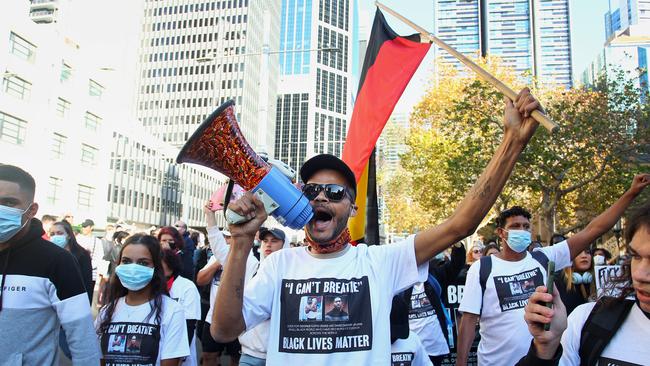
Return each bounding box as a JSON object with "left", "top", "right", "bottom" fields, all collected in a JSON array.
[{"left": 544, "top": 260, "right": 555, "bottom": 331}]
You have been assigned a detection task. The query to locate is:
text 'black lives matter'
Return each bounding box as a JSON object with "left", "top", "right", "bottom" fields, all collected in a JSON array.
[
  {"left": 493, "top": 268, "right": 544, "bottom": 312},
  {"left": 279, "top": 276, "right": 372, "bottom": 353},
  {"left": 408, "top": 289, "right": 435, "bottom": 320},
  {"left": 100, "top": 322, "right": 161, "bottom": 366}
]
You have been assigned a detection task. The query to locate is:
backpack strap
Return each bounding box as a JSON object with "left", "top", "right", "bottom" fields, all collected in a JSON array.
[
  {"left": 578, "top": 297, "right": 635, "bottom": 366},
  {"left": 424, "top": 275, "right": 453, "bottom": 346},
  {"left": 530, "top": 250, "right": 549, "bottom": 271},
  {"left": 478, "top": 255, "right": 492, "bottom": 314}
]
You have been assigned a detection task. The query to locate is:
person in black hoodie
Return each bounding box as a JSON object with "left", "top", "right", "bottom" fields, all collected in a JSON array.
[{"left": 0, "top": 164, "right": 100, "bottom": 364}]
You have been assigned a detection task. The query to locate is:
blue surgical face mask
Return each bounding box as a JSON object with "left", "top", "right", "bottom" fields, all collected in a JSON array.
[
  {"left": 505, "top": 229, "right": 531, "bottom": 253},
  {"left": 115, "top": 263, "right": 154, "bottom": 291},
  {"left": 50, "top": 234, "right": 68, "bottom": 248},
  {"left": 0, "top": 204, "right": 31, "bottom": 243}
]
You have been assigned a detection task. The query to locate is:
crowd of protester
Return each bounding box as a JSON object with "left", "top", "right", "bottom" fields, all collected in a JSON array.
[{"left": 1, "top": 89, "right": 649, "bottom": 366}]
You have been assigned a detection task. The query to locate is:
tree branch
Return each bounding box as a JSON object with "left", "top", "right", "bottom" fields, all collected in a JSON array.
[{"left": 559, "top": 157, "right": 610, "bottom": 195}]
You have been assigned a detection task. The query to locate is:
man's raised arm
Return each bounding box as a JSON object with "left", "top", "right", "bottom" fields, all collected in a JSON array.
[
  {"left": 565, "top": 173, "right": 649, "bottom": 258},
  {"left": 415, "top": 88, "right": 541, "bottom": 265},
  {"left": 210, "top": 192, "right": 267, "bottom": 342}
]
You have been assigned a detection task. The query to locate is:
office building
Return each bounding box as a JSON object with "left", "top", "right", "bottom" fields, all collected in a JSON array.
[
  {"left": 274, "top": 0, "right": 356, "bottom": 177},
  {"left": 432, "top": 0, "right": 572, "bottom": 86},
  {"left": 135, "top": 0, "right": 281, "bottom": 152},
  {"left": 1, "top": 1, "right": 112, "bottom": 226}
]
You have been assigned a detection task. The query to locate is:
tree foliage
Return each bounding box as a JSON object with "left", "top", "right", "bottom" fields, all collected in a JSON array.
[{"left": 386, "top": 57, "right": 650, "bottom": 241}]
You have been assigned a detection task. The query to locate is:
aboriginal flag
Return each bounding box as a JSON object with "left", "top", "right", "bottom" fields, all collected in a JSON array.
[{"left": 342, "top": 8, "right": 431, "bottom": 244}]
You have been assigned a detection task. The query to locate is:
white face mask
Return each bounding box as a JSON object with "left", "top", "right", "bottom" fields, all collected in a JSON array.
[{"left": 593, "top": 255, "right": 605, "bottom": 266}]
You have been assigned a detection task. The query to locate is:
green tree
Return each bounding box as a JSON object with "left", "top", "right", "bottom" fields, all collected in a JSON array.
[{"left": 391, "top": 58, "right": 649, "bottom": 242}]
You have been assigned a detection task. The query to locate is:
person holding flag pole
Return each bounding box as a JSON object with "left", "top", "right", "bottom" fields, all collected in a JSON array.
[{"left": 211, "top": 4, "right": 557, "bottom": 365}]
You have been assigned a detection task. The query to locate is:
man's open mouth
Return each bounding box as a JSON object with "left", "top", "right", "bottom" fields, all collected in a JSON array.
[{"left": 311, "top": 207, "right": 333, "bottom": 231}]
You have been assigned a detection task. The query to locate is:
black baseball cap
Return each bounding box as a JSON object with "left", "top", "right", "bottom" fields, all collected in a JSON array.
[
  {"left": 81, "top": 219, "right": 95, "bottom": 228},
  {"left": 299, "top": 154, "right": 357, "bottom": 197},
  {"left": 259, "top": 228, "right": 286, "bottom": 241}
]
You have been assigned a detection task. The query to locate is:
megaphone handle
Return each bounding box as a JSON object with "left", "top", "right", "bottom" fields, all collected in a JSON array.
[
  {"left": 225, "top": 207, "right": 249, "bottom": 225},
  {"left": 224, "top": 189, "right": 280, "bottom": 226}
]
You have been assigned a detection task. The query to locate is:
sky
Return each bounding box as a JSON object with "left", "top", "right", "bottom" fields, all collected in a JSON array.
[
  {"left": 357, "top": 0, "right": 611, "bottom": 114},
  {"left": 67, "top": 0, "right": 611, "bottom": 117}
]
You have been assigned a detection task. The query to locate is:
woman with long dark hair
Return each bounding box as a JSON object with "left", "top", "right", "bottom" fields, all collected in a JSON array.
[
  {"left": 50, "top": 220, "right": 94, "bottom": 360},
  {"left": 95, "top": 234, "right": 189, "bottom": 366},
  {"left": 50, "top": 220, "right": 93, "bottom": 301},
  {"left": 162, "top": 249, "right": 201, "bottom": 366}
]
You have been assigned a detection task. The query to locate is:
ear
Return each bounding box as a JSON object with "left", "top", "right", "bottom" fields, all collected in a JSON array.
[
  {"left": 496, "top": 227, "right": 506, "bottom": 241},
  {"left": 27, "top": 202, "right": 39, "bottom": 220},
  {"left": 349, "top": 203, "right": 358, "bottom": 218}
]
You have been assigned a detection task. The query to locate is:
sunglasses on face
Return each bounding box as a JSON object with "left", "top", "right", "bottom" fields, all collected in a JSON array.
[
  {"left": 472, "top": 249, "right": 481, "bottom": 254},
  {"left": 302, "top": 183, "right": 349, "bottom": 202}
]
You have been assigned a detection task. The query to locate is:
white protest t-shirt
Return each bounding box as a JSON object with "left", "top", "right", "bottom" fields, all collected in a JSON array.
[
  {"left": 239, "top": 319, "right": 271, "bottom": 359},
  {"left": 241, "top": 235, "right": 427, "bottom": 365},
  {"left": 559, "top": 301, "right": 650, "bottom": 366},
  {"left": 95, "top": 295, "right": 190, "bottom": 366},
  {"left": 390, "top": 331, "right": 434, "bottom": 366},
  {"left": 169, "top": 276, "right": 201, "bottom": 366},
  {"left": 458, "top": 241, "right": 571, "bottom": 366},
  {"left": 205, "top": 226, "right": 259, "bottom": 323},
  {"left": 408, "top": 282, "right": 449, "bottom": 356}
]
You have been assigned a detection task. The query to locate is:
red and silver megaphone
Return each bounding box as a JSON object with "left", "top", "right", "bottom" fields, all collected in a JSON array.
[{"left": 176, "top": 100, "right": 313, "bottom": 229}]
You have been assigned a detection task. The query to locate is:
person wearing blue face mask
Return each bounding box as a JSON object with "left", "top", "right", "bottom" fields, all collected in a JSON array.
[
  {"left": 0, "top": 164, "right": 101, "bottom": 365},
  {"left": 49, "top": 221, "right": 93, "bottom": 302},
  {"left": 49, "top": 220, "right": 93, "bottom": 360},
  {"left": 455, "top": 174, "right": 650, "bottom": 366},
  {"left": 95, "top": 234, "right": 190, "bottom": 366}
]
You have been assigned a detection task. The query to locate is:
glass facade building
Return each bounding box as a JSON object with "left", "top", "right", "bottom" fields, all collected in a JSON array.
[
  {"left": 275, "top": 0, "right": 355, "bottom": 177},
  {"left": 433, "top": 0, "right": 572, "bottom": 87}
]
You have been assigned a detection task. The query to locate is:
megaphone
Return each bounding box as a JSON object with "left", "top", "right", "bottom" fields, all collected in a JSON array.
[{"left": 176, "top": 100, "right": 313, "bottom": 230}]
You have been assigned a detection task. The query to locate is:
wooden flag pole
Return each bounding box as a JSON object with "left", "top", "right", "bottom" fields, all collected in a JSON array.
[{"left": 375, "top": 1, "right": 559, "bottom": 133}]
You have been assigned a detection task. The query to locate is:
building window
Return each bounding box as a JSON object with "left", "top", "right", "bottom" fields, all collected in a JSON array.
[
  {"left": 84, "top": 112, "right": 101, "bottom": 131},
  {"left": 77, "top": 184, "right": 95, "bottom": 209},
  {"left": 9, "top": 32, "right": 36, "bottom": 62},
  {"left": 80, "top": 143, "right": 98, "bottom": 165},
  {"left": 0, "top": 112, "right": 27, "bottom": 145},
  {"left": 60, "top": 62, "right": 72, "bottom": 82},
  {"left": 89, "top": 79, "right": 104, "bottom": 98},
  {"left": 56, "top": 98, "right": 70, "bottom": 117},
  {"left": 51, "top": 133, "right": 66, "bottom": 158},
  {"left": 2, "top": 75, "right": 31, "bottom": 100},
  {"left": 47, "top": 177, "right": 62, "bottom": 205}
]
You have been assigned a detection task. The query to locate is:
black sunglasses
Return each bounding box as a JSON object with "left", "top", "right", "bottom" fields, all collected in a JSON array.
[{"left": 302, "top": 183, "right": 349, "bottom": 202}]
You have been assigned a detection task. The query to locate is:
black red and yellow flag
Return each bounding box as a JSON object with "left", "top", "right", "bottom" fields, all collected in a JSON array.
[{"left": 342, "top": 8, "right": 431, "bottom": 243}]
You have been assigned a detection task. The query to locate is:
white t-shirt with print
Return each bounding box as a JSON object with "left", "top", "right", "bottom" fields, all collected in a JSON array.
[
  {"left": 559, "top": 301, "right": 650, "bottom": 366},
  {"left": 390, "top": 331, "right": 433, "bottom": 366},
  {"left": 204, "top": 226, "right": 259, "bottom": 323},
  {"left": 458, "top": 241, "right": 571, "bottom": 366},
  {"left": 241, "top": 235, "right": 428, "bottom": 365},
  {"left": 169, "top": 276, "right": 201, "bottom": 366},
  {"left": 95, "top": 295, "right": 190, "bottom": 366},
  {"left": 408, "top": 282, "right": 449, "bottom": 356}
]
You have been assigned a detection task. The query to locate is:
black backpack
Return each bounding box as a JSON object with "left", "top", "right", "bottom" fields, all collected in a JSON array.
[
  {"left": 478, "top": 251, "right": 549, "bottom": 313},
  {"left": 578, "top": 297, "right": 635, "bottom": 366}
]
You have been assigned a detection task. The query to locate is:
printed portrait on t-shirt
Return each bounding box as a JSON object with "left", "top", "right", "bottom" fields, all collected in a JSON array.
[
  {"left": 126, "top": 335, "right": 142, "bottom": 353},
  {"left": 324, "top": 295, "right": 350, "bottom": 321},
  {"left": 107, "top": 335, "right": 126, "bottom": 353},
  {"left": 493, "top": 268, "right": 544, "bottom": 312},
  {"left": 408, "top": 287, "right": 435, "bottom": 320},
  {"left": 299, "top": 296, "right": 323, "bottom": 321},
  {"left": 280, "top": 277, "right": 373, "bottom": 354}
]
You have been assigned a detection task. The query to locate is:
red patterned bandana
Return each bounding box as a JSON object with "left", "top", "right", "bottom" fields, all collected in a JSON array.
[{"left": 304, "top": 228, "right": 351, "bottom": 254}]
